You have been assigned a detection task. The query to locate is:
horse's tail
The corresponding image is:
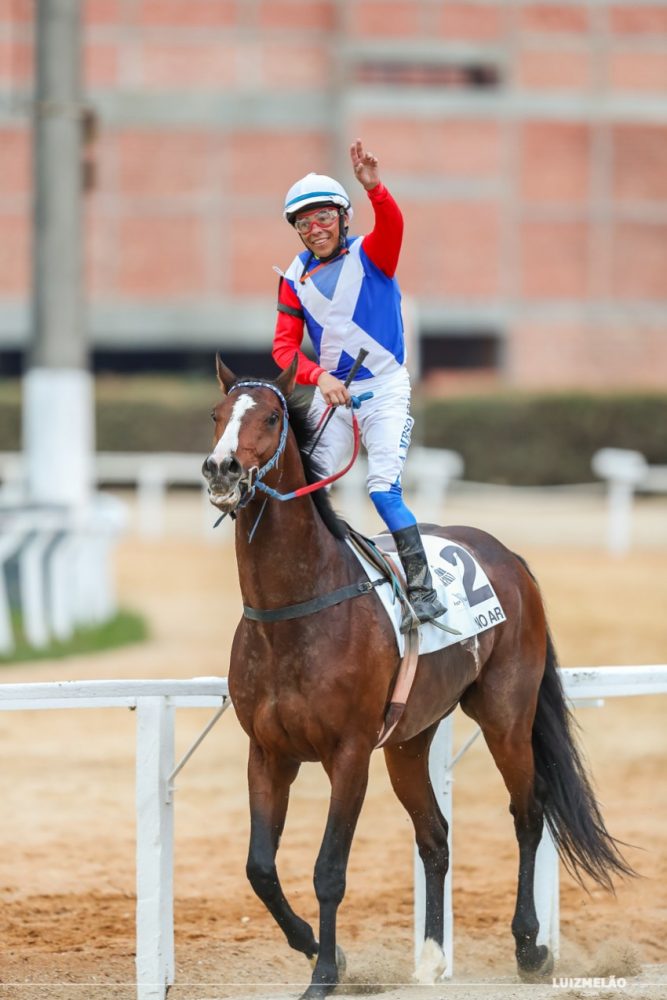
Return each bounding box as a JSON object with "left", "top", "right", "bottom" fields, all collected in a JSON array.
[{"left": 532, "top": 626, "right": 635, "bottom": 890}]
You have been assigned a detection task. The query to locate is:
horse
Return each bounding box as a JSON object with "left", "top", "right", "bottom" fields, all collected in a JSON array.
[{"left": 202, "top": 355, "right": 632, "bottom": 999}]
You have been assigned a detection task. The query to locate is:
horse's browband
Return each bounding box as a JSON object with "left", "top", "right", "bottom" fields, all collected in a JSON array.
[{"left": 243, "top": 577, "right": 385, "bottom": 623}]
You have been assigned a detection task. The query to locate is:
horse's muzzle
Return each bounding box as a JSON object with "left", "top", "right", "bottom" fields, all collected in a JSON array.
[{"left": 202, "top": 454, "right": 245, "bottom": 512}]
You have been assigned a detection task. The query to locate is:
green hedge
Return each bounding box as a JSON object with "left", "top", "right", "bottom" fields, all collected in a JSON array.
[
  {"left": 1, "top": 380, "right": 666, "bottom": 486},
  {"left": 414, "top": 392, "right": 667, "bottom": 485}
]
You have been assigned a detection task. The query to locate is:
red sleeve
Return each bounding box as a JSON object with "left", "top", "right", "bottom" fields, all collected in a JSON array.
[
  {"left": 272, "top": 278, "right": 325, "bottom": 386},
  {"left": 360, "top": 182, "right": 404, "bottom": 278}
]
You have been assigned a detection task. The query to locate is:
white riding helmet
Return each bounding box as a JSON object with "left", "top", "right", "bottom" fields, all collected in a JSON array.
[{"left": 283, "top": 172, "right": 353, "bottom": 225}]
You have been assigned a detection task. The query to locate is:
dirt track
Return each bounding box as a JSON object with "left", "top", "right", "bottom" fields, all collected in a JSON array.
[{"left": 0, "top": 490, "right": 665, "bottom": 1000}]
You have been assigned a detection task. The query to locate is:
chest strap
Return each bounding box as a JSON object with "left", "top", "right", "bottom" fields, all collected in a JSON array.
[{"left": 243, "top": 577, "right": 385, "bottom": 623}]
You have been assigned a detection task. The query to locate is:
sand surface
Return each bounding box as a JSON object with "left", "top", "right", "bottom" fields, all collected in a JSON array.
[{"left": 0, "top": 490, "right": 665, "bottom": 1000}]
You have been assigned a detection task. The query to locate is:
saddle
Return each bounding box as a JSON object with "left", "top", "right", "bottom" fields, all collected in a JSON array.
[{"left": 345, "top": 524, "right": 411, "bottom": 617}]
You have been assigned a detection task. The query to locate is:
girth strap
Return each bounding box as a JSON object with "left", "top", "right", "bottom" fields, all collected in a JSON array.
[{"left": 244, "top": 577, "right": 385, "bottom": 623}]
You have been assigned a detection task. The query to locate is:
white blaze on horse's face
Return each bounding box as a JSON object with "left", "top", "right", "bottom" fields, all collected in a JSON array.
[{"left": 210, "top": 393, "right": 256, "bottom": 466}]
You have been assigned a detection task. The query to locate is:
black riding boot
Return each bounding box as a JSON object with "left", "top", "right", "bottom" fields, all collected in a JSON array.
[{"left": 392, "top": 524, "right": 447, "bottom": 633}]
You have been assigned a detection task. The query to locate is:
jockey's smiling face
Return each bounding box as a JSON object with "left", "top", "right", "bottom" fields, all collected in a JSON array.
[{"left": 294, "top": 204, "right": 347, "bottom": 258}]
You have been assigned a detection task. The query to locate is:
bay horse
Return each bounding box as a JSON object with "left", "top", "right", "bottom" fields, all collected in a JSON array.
[{"left": 203, "top": 355, "right": 631, "bottom": 999}]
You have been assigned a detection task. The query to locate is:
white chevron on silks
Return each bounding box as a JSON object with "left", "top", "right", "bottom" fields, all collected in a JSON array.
[{"left": 295, "top": 245, "right": 403, "bottom": 379}]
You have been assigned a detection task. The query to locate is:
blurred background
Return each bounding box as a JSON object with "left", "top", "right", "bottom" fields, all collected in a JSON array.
[
  {"left": 2, "top": 0, "right": 667, "bottom": 384},
  {"left": 1, "top": 1, "right": 666, "bottom": 654},
  {"left": 0, "top": 9, "right": 666, "bottom": 993}
]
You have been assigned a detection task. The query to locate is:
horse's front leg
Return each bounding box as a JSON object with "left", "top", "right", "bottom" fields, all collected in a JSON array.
[
  {"left": 305, "top": 740, "right": 371, "bottom": 1000},
  {"left": 246, "top": 739, "right": 318, "bottom": 959}
]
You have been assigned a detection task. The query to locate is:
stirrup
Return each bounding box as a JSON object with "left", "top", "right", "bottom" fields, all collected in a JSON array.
[
  {"left": 429, "top": 617, "right": 462, "bottom": 636},
  {"left": 400, "top": 597, "right": 462, "bottom": 636}
]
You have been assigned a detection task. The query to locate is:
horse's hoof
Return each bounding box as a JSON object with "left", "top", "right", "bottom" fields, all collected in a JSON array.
[
  {"left": 517, "top": 945, "right": 554, "bottom": 981},
  {"left": 414, "top": 938, "right": 447, "bottom": 984},
  {"left": 335, "top": 944, "right": 347, "bottom": 980},
  {"left": 299, "top": 985, "right": 336, "bottom": 1000},
  {"left": 307, "top": 945, "right": 346, "bottom": 980}
]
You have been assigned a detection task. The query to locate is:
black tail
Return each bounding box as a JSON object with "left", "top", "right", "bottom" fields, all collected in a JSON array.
[{"left": 533, "top": 628, "right": 635, "bottom": 890}]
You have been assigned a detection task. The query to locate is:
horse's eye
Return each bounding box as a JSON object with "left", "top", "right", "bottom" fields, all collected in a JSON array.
[
  {"left": 267, "top": 412, "right": 280, "bottom": 427},
  {"left": 210, "top": 410, "right": 216, "bottom": 422}
]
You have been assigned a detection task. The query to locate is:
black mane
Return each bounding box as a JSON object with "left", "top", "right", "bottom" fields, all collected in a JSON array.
[{"left": 284, "top": 391, "right": 349, "bottom": 540}]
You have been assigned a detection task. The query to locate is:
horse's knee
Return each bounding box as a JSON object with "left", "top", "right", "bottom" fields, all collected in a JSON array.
[
  {"left": 246, "top": 857, "right": 279, "bottom": 901},
  {"left": 313, "top": 857, "right": 346, "bottom": 907},
  {"left": 418, "top": 837, "right": 449, "bottom": 878}
]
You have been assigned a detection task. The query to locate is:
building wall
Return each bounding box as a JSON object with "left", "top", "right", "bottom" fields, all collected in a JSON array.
[{"left": 1, "top": 0, "right": 667, "bottom": 388}]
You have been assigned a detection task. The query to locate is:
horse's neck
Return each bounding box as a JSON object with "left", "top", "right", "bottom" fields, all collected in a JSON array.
[{"left": 234, "top": 443, "right": 347, "bottom": 607}]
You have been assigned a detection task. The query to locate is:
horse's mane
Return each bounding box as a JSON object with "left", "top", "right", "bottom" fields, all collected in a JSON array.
[
  {"left": 284, "top": 391, "right": 348, "bottom": 540},
  {"left": 233, "top": 375, "right": 348, "bottom": 540}
]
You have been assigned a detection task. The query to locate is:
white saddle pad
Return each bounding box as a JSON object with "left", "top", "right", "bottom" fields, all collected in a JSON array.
[{"left": 347, "top": 533, "right": 506, "bottom": 656}]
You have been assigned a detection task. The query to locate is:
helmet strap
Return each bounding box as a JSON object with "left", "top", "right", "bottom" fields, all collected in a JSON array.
[{"left": 337, "top": 205, "right": 348, "bottom": 254}]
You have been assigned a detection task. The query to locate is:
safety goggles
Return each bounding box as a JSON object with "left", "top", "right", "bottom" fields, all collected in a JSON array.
[{"left": 294, "top": 207, "right": 339, "bottom": 235}]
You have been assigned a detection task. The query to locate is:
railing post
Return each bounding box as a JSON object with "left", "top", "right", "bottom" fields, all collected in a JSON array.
[
  {"left": 414, "top": 716, "right": 454, "bottom": 977},
  {"left": 535, "top": 826, "right": 560, "bottom": 957},
  {"left": 19, "top": 530, "right": 54, "bottom": 649},
  {"left": 135, "top": 696, "right": 175, "bottom": 1000},
  {"left": 0, "top": 541, "right": 15, "bottom": 654},
  {"left": 138, "top": 465, "right": 166, "bottom": 539}
]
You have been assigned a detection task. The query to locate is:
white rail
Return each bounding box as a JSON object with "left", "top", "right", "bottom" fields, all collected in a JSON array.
[
  {"left": 592, "top": 448, "right": 667, "bottom": 555},
  {"left": 1, "top": 667, "right": 664, "bottom": 995},
  {"left": 0, "top": 497, "right": 126, "bottom": 654},
  {"left": 0, "top": 451, "right": 212, "bottom": 539},
  {"left": 414, "top": 665, "right": 667, "bottom": 977},
  {"left": 0, "top": 676, "right": 230, "bottom": 1000}
]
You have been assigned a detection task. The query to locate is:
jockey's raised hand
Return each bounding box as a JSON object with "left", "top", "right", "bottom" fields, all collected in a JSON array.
[{"left": 350, "top": 138, "right": 379, "bottom": 191}]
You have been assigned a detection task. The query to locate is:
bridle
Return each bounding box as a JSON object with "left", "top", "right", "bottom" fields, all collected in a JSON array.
[
  {"left": 226, "top": 380, "right": 291, "bottom": 510},
  {"left": 214, "top": 379, "right": 361, "bottom": 534}
]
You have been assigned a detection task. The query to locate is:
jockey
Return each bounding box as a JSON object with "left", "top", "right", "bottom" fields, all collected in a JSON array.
[{"left": 272, "top": 139, "right": 446, "bottom": 632}]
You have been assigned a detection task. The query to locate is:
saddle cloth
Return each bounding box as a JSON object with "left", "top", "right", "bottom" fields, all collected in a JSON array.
[{"left": 346, "top": 533, "right": 506, "bottom": 656}]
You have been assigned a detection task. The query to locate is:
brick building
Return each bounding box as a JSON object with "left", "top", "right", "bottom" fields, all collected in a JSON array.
[{"left": 1, "top": 1, "right": 667, "bottom": 388}]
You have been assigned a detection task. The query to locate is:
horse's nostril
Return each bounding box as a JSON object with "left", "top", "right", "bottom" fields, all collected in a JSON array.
[
  {"left": 220, "top": 454, "right": 242, "bottom": 478},
  {"left": 202, "top": 456, "right": 217, "bottom": 478}
]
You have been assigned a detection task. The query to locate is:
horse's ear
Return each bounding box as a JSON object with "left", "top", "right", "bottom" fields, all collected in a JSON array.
[
  {"left": 216, "top": 353, "right": 237, "bottom": 393},
  {"left": 275, "top": 354, "right": 298, "bottom": 398}
]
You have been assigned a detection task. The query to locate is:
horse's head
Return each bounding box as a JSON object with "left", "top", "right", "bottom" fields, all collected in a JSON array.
[{"left": 203, "top": 354, "right": 298, "bottom": 514}]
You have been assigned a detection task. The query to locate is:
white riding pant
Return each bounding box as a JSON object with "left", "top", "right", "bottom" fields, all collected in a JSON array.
[{"left": 308, "top": 366, "right": 414, "bottom": 498}]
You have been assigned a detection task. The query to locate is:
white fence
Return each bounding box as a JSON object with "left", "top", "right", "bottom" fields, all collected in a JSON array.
[
  {"left": 5, "top": 446, "right": 666, "bottom": 553},
  {"left": 0, "top": 496, "right": 126, "bottom": 654},
  {"left": 1, "top": 666, "right": 666, "bottom": 995},
  {"left": 592, "top": 448, "right": 667, "bottom": 555},
  {"left": 0, "top": 677, "right": 231, "bottom": 1000},
  {"left": 1, "top": 447, "right": 464, "bottom": 540},
  {"left": 0, "top": 451, "right": 211, "bottom": 540},
  {"left": 333, "top": 445, "right": 464, "bottom": 520}
]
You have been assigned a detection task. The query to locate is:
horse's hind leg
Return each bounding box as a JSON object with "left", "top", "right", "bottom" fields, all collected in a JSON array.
[
  {"left": 486, "top": 726, "right": 552, "bottom": 977},
  {"left": 384, "top": 725, "right": 449, "bottom": 983},
  {"left": 463, "top": 693, "right": 553, "bottom": 979},
  {"left": 246, "top": 739, "right": 318, "bottom": 959}
]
